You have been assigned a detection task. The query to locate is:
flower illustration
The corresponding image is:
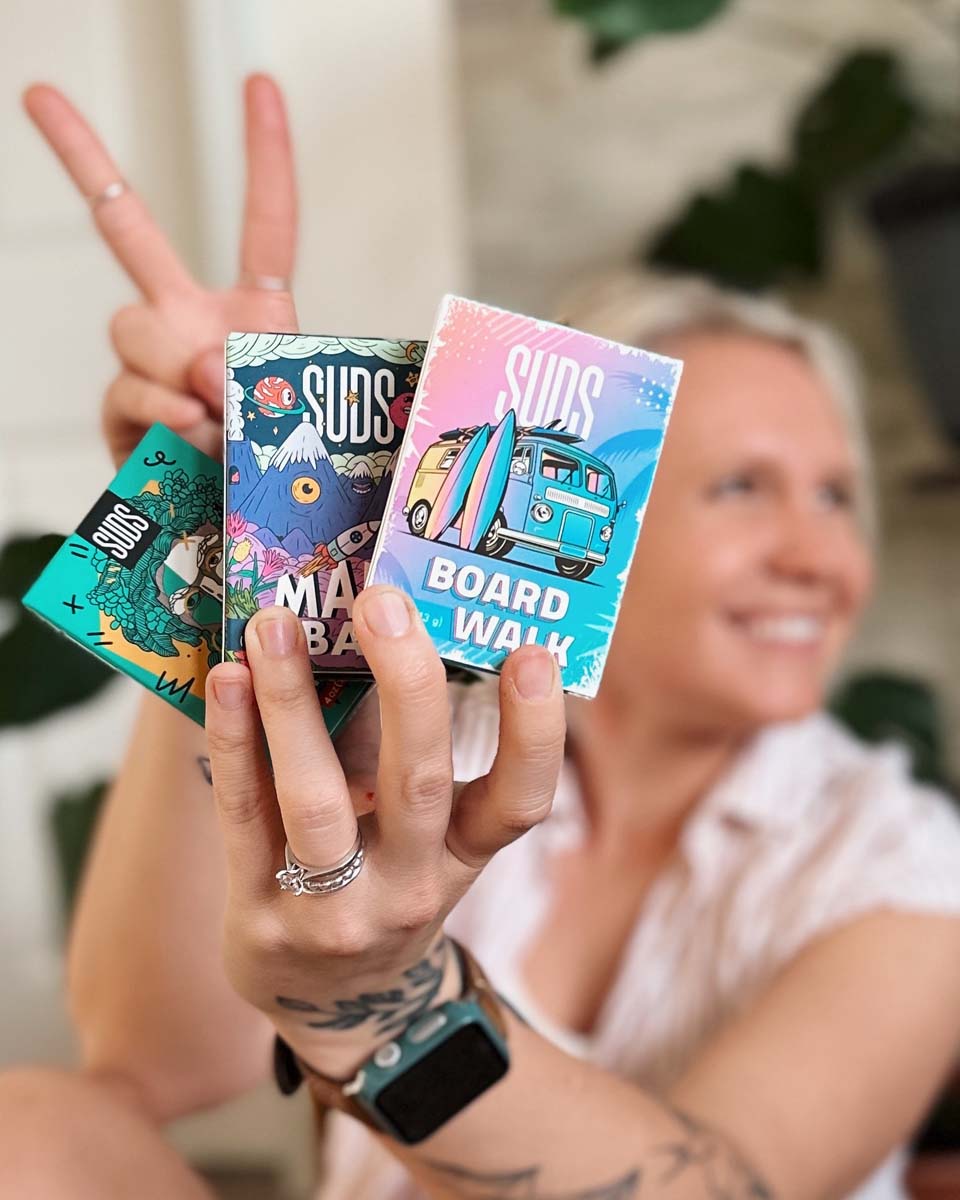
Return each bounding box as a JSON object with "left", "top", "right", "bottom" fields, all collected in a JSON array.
[{"left": 226, "top": 511, "right": 249, "bottom": 539}]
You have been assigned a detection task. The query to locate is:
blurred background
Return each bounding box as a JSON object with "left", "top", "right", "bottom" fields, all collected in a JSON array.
[{"left": 2, "top": 0, "right": 959, "bottom": 1195}]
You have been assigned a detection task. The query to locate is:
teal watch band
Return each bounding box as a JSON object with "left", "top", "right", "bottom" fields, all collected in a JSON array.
[{"left": 275, "top": 940, "right": 510, "bottom": 1144}]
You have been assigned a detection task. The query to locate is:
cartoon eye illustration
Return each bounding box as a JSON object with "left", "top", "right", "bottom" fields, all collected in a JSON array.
[
  {"left": 204, "top": 549, "right": 222, "bottom": 572},
  {"left": 187, "top": 591, "right": 201, "bottom": 610},
  {"left": 282, "top": 388, "right": 293, "bottom": 407},
  {"left": 292, "top": 476, "right": 321, "bottom": 504}
]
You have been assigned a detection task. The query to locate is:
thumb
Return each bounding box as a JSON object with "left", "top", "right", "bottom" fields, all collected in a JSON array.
[{"left": 188, "top": 346, "right": 225, "bottom": 413}]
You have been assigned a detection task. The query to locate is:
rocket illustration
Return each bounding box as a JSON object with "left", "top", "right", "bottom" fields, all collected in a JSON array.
[{"left": 300, "top": 520, "right": 381, "bottom": 576}]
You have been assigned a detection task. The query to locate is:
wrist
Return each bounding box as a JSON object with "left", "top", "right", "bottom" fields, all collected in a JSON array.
[{"left": 272, "top": 934, "right": 462, "bottom": 1079}]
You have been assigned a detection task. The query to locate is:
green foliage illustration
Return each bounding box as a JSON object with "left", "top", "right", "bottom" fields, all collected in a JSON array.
[{"left": 86, "top": 468, "right": 221, "bottom": 664}]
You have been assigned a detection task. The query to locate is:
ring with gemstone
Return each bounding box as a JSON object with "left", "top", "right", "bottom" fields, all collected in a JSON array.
[{"left": 276, "top": 830, "right": 364, "bottom": 897}]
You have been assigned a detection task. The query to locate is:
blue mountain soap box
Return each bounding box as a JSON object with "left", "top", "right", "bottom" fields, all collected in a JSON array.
[{"left": 223, "top": 332, "right": 425, "bottom": 674}]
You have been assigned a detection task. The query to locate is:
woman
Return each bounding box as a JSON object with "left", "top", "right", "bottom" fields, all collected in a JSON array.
[{"left": 6, "top": 76, "right": 960, "bottom": 1200}]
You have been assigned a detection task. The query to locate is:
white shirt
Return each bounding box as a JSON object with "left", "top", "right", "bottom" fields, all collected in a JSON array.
[{"left": 318, "top": 683, "right": 960, "bottom": 1199}]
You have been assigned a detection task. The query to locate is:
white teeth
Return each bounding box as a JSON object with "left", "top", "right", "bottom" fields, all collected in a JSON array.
[{"left": 742, "top": 616, "right": 824, "bottom": 644}]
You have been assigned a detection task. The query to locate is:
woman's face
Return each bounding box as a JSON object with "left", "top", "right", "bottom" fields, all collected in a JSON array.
[{"left": 611, "top": 327, "right": 873, "bottom": 732}]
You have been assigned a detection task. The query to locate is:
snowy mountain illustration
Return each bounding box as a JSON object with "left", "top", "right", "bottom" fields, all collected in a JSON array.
[{"left": 238, "top": 415, "right": 356, "bottom": 542}]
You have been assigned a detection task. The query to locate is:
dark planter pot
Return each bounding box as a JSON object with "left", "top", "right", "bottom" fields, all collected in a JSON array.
[{"left": 867, "top": 164, "right": 960, "bottom": 446}]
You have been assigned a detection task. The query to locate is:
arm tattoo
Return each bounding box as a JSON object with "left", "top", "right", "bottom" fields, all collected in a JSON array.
[
  {"left": 196, "top": 755, "right": 212, "bottom": 785},
  {"left": 423, "top": 1162, "right": 639, "bottom": 1198},
  {"left": 649, "top": 1107, "right": 773, "bottom": 1198},
  {"left": 424, "top": 1106, "right": 773, "bottom": 1199},
  {"left": 275, "top": 937, "right": 450, "bottom": 1037}
]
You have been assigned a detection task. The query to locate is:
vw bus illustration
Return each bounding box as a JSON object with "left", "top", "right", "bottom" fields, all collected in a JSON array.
[{"left": 403, "top": 410, "right": 621, "bottom": 580}]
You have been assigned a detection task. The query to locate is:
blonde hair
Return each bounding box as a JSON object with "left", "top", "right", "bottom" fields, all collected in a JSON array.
[{"left": 558, "top": 272, "right": 876, "bottom": 540}]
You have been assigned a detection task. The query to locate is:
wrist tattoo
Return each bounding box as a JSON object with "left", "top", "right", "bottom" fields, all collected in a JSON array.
[
  {"left": 425, "top": 1106, "right": 773, "bottom": 1199},
  {"left": 275, "top": 936, "right": 450, "bottom": 1037}
]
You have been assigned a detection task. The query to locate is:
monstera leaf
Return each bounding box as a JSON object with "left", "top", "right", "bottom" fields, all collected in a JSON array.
[
  {"left": 0, "top": 534, "right": 115, "bottom": 728},
  {"left": 648, "top": 165, "right": 822, "bottom": 289},
  {"left": 552, "top": 0, "right": 730, "bottom": 61},
  {"left": 792, "top": 50, "right": 917, "bottom": 192},
  {"left": 644, "top": 49, "right": 918, "bottom": 288}
]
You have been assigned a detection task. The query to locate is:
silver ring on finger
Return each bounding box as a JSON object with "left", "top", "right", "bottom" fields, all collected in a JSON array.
[
  {"left": 239, "top": 269, "right": 291, "bottom": 292},
  {"left": 276, "top": 829, "right": 364, "bottom": 897},
  {"left": 88, "top": 179, "right": 129, "bottom": 210}
]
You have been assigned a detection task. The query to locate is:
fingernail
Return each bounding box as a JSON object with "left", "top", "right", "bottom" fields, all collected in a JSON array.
[
  {"left": 213, "top": 678, "right": 247, "bottom": 710},
  {"left": 252, "top": 613, "right": 297, "bottom": 658},
  {"left": 514, "top": 653, "right": 556, "bottom": 701},
  {"left": 363, "top": 589, "right": 411, "bottom": 638}
]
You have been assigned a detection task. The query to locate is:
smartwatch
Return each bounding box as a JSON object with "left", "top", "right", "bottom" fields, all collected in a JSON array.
[{"left": 274, "top": 940, "right": 510, "bottom": 1145}]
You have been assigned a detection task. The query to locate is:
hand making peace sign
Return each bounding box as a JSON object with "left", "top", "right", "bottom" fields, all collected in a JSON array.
[{"left": 24, "top": 74, "right": 299, "bottom": 465}]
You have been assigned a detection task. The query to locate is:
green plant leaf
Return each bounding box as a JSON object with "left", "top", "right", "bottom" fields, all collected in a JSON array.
[
  {"left": 646, "top": 165, "right": 823, "bottom": 289},
  {"left": 829, "top": 670, "right": 948, "bottom": 789},
  {"left": 553, "top": 0, "right": 730, "bottom": 59},
  {"left": 0, "top": 533, "right": 65, "bottom": 599},
  {"left": 792, "top": 50, "right": 917, "bottom": 192},
  {"left": 0, "top": 534, "right": 116, "bottom": 727},
  {"left": 49, "top": 779, "right": 110, "bottom": 923}
]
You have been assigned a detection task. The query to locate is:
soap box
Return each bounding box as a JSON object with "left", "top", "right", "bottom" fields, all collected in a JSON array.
[
  {"left": 368, "top": 295, "right": 682, "bottom": 697},
  {"left": 224, "top": 333, "right": 424, "bottom": 674},
  {"left": 24, "top": 425, "right": 367, "bottom": 733}
]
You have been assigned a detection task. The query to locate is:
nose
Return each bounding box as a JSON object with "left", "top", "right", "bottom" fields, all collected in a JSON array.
[{"left": 767, "top": 500, "right": 841, "bottom": 586}]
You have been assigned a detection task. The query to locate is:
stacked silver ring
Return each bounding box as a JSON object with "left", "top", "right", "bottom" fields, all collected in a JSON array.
[{"left": 276, "top": 830, "right": 364, "bottom": 897}]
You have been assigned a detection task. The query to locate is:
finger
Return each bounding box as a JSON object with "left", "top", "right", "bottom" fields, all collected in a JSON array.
[
  {"left": 239, "top": 74, "right": 297, "bottom": 282},
  {"left": 109, "top": 306, "right": 195, "bottom": 392},
  {"left": 352, "top": 586, "right": 452, "bottom": 866},
  {"left": 447, "top": 647, "right": 564, "bottom": 872},
  {"left": 332, "top": 688, "right": 382, "bottom": 818},
  {"left": 243, "top": 607, "right": 357, "bottom": 867},
  {"left": 23, "top": 84, "right": 196, "bottom": 301},
  {"left": 103, "top": 372, "right": 215, "bottom": 465},
  {"left": 187, "top": 346, "right": 226, "bottom": 414},
  {"left": 205, "top": 662, "right": 285, "bottom": 901},
  {"left": 104, "top": 371, "right": 207, "bottom": 434}
]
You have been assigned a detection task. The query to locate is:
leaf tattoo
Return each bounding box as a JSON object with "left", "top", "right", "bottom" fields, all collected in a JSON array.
[{"left": 275, "top": 939, "right": 449, "bottom": 1036}]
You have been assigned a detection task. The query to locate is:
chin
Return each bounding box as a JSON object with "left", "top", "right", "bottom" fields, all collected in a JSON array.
[{"left": 719, "top": 674, "right": 827, "bottom": 729}]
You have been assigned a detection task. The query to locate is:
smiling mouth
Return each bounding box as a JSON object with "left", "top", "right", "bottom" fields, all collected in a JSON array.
[{"left": 731, "top": 614, "right": 827, "bottom": 646}]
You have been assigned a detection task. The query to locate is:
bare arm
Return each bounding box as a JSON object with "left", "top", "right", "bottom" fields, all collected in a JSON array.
[
  {"left": 67, "top": 696, "right": 274, "bottom": 1122},
  {"left": 390, "top": 911, "right": 960, "bottom": 1199},
  {"left": 23, "top": 77, "right": 301, "bottom": 1122}
]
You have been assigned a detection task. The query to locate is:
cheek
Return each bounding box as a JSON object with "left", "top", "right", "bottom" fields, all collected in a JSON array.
[
  {"left": 620, "top": 515, "right": 750, "bottom": 646},
  {"left": 824, "top": 528, "right": 874, "bottom": 629}
]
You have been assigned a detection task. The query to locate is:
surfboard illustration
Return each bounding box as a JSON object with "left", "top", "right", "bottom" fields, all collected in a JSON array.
[
  {"left": 423, "top": 423, "right": 492, "bottom": 540},
  {"left": 459, "top": 409, "right": 516, "bottom": 552}
]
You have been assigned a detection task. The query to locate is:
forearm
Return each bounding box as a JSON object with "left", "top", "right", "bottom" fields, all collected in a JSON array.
[
  {"left": 296, "top": 988, "right": 777, "bottom": 1195},
  {"left": 389, "top": 1011, "right": 774, "bottom": 1200},
  {"left": 67, "top": 693, "right": 273, "bottom": 1121}
]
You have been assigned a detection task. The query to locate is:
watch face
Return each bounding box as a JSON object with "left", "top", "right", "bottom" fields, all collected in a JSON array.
[{"left": 374, "top": 1022, "right": 509, "bottom": 1144}]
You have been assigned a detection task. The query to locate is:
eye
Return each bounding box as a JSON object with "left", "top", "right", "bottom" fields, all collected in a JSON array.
[
  {"left": 187, "top": 592, "right": 200, "bottom": 610},
  {"left": 282, "top": 389, "right": 293, "bottom": 405},
  {"left": 292, "top": 476, "right": 321, "bottom": 504},
  {"left": 818, "top": 480, "right": 855, "bottom": 511},
  {"left": 711, "top": 472, "right": 758, "bottom": 498}
]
